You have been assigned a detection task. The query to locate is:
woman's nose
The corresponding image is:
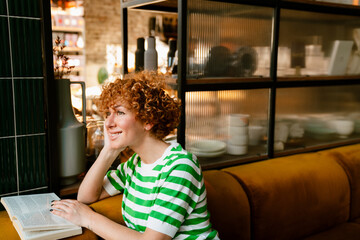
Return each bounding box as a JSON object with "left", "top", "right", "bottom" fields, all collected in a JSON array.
[{"left": 105, "top": 113, "right": 115, "bottom": 128}]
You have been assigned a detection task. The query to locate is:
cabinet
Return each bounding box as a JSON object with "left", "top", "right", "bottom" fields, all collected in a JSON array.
[{"left": 121, "top": 0, "right": 360, "bottom": 169}]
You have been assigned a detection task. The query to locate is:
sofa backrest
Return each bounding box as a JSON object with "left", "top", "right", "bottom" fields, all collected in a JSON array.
[
  {"left": 325, "top": 143, "right": 360, "bottom": 221},
  {"left": 203, "top": 170, "right": 251, "bottom": 240},
  {"left": 223, "top": 151, "right": 350, "bottom": 240},
  {"left": 90, "top": 194, "right": 124, "bottom": 225}
]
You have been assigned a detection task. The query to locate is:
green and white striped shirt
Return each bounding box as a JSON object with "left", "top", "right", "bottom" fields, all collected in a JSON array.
[{"left": 103, "top": 143, "right": 219, "bottom": 239}]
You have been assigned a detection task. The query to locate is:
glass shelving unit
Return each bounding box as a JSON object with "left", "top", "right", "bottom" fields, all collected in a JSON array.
[{"left": 120, "top": 0, "right": 360, "bottom": 169}]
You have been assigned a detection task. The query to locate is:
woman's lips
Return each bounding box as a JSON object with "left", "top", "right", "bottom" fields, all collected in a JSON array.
[{"left": 108, "top": 131, "right": 122, "bottom": 140}]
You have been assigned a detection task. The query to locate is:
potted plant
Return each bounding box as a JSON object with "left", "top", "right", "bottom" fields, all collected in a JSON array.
[{"left": 53, "top": 36, "right": 75, "bottom": 79}]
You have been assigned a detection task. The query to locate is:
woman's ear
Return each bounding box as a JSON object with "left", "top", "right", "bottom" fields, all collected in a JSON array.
[{"left": 144, "top": 123, "right": 153, "bottom": 131}]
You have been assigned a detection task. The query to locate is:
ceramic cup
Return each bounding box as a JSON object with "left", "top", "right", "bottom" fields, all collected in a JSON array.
[
  {"left": 275, "top": 122, "right": 289, "bottom": 143},
  {"left": 229, "top": 114, "right": 250, "bottom": 127},
  {"left": 228, "top": 134, "right": 248, "bottom": 146},
  {"left": 229, "top": 126, "right": 248, "bottom": 136},
  {"left": 248, "top": 125, "right": 265, "bottom": 146},
  {"left": 227, "top": 144, "right": 248, "bottom": 155},
  {"left": 328, "top": 119, "right": 354, "bottom": 138}
]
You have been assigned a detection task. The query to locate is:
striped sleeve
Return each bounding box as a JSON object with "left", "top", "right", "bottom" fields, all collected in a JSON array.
[
  {"left": 146, "top": 158, "right": 203, "bottom": 237},
  {"left": 103, "top": 154, "right": 136, "bottom": 196}
]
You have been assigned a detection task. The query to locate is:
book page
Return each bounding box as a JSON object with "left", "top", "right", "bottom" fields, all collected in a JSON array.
[
  {"left": 1, "top": 193, "right": 59, "bottom": 218},
  {"left": 16, "top": 208, "right": 78, "bottom": 231},
  {"left": 1, "top": 193, "right": 77, "bottom": 231}
]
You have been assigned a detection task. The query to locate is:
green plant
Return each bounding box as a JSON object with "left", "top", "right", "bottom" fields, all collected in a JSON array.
[
  {"left": 53, "top": 36, "right": 75, "bottom": 79},
  {"left": 97, "top": 66, "right": 108, "bottom": 84}
]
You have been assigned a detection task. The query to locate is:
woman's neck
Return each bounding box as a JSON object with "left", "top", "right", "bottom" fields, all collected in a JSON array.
[{"left": 132, "top": 137, "right": 170, "bottom": 164}]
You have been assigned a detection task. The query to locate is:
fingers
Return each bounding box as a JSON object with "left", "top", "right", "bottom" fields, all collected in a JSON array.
[
  {"left": 103, "top": 124, "right": 110, "bottom": 147},
  {"left": 50, "top": 199, "right": 92, "bottom": 227},
  {"left": 50, "top": 199, "right": 78, "bottom": 214}
]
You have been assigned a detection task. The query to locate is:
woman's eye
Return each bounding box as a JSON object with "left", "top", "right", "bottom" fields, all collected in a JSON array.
[
  {"left": 105, "top": 112, "right": 111, "bottom": 118},
  {"left": 116, "top": 111, "right": 125, "bottom": 116}
]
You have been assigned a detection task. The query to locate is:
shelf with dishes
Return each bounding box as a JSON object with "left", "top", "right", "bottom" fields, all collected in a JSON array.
[
  {"left": 189, "top": 111, "right": 360, "bottom": 169},
  {"left": 179, "top": 28, "right": 360, "bottom": 87}
]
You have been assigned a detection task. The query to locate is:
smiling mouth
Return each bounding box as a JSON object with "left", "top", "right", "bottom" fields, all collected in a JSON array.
[{"left": 109, "top": 131, "right": 122, "bottom": 140}]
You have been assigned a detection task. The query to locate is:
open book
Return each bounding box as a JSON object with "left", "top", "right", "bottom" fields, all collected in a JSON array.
[{"left": 1, "top": 193, "right": 82, "bottom": 240}]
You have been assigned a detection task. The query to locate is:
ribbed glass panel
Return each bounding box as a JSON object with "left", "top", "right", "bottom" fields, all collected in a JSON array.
[
  {"left": 185, "top": 89, "right": 269, "bottom": 157},
  {"left": 275, "top": 85, "right": 360, "bottom": 152},
  {"left": 17, "top": 135, "right": 47, "bottom": 191},
  {"left": 0, "top": 79, "right": 15, "bottom": 137},
  {"left": 14, "top": 78, "right": 45, "bottom": 135},
  {"left": 8, "top": 0, "right": 40, "bottom": 18},
  {"left": 187, "top": 0, "right": 273, "bottom": 79},
  {"left": 0, "top": 17, "right": 11, "bottom": 77},
  {"left": 0, "top": 137, "right": 17, "bottom": 195},
  {"left": 10, "top": 18, "right": 43, "bottom": 77},
  {"left": 278, "top": 9, "right": 360, "bottom": 77}
]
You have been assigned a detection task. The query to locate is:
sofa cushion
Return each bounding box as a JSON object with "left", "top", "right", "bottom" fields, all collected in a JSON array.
[
  {"left": 302, "top": 222, "right": 360, "bottom": 240},
  {"left": 325, "top": 143, "right": 360, "bottom": 220},
  {"left": 224, "top": 151, "right": 350, "bottom": 240},
  {"left": 204, "top": 170, "right": 250, "bottom": 240}
]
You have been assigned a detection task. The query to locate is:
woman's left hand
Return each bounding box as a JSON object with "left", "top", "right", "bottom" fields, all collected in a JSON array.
[{"left": 50, "top": 199, "right": 93, "bottom": 227}]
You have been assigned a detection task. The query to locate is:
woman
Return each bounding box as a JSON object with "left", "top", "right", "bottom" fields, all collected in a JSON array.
[{"left": 51, "top": 72, "right": 219, "bottom": 240}]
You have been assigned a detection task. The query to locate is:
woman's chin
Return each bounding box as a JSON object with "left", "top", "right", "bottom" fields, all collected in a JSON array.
[{"left": 110, "top": 141, "right": 126, "bottom": 151}]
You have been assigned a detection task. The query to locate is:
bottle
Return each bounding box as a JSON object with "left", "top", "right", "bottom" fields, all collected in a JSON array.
[
  {"left": 92, "top": 121, "right": 104, "bottom": 158},
  {"left": 171, "top": 50, "right": 178, "bottom": 75},
  {"left": 135, "top": 37, "right": 145, "bottom": 72},
  {"left": 167, "top": 38, "right": 177, "bottom": 68},
  {"left": 144, "top": 36, "right": 158, "bottom": 71},
  {"left": 149, "top": 17, "right": 156, "bottom": 36}
]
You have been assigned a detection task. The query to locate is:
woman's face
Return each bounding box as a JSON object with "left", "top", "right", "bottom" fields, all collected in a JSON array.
[{"left": 104, "top": 104, "right": 147, "bottom": 150}]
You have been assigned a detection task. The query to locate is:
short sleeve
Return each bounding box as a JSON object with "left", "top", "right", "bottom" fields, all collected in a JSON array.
[
  {"left": 103, "top": 162, "right": 128, "bottom": 196},
  {"left": 146, "top": 161, "right": 203, "bottom": 237}
]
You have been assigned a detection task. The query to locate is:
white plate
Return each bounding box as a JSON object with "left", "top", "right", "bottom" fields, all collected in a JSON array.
[
  {"left": 192, "top": 149, "right": 226, "bottom": 158},
  {"left": 189, "top": 140, "right": 226, "bottom": 153}
]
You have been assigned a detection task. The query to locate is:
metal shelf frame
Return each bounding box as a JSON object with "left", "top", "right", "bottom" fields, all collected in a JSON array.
[{"left": 121, "top": 0, "right": 360, "bottom": 169}]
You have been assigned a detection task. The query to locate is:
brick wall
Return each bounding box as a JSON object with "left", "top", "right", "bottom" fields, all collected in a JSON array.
[{"left": 83, "top": 1, "right": 168, "bottom": 86}]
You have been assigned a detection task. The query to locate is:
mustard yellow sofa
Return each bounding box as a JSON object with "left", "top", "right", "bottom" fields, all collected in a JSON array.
[
  {"left": 205, "top": 143, "right": 360, "bottom": 240},
  {"left": 1, "top": 143, "right": 360, "bottom": 240}
]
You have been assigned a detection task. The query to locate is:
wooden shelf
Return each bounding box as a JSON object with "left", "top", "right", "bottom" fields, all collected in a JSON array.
[
  {"left": 61, "top": 47, "right": 84, "bottom": 52},
  {"left": 52, "top": 26, "right": 84, "bottom": 33}
]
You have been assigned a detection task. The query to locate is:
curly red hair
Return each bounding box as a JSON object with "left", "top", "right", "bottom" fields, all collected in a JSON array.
[{"left": 96, "top": 71, "right": 181, "bottom": 140}]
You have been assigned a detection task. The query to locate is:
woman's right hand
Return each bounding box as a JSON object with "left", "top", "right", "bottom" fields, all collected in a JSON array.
[{"left": 102, "top": 125, "right": 124, "bottom": 158}]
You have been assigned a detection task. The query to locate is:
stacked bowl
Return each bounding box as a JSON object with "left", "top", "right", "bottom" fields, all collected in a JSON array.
[
  {"left": 227, "top": 114, "right": 249, "bottom": 155},
  {"left": 189, "top": 139, "right": 227, "bottom": 158}
]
